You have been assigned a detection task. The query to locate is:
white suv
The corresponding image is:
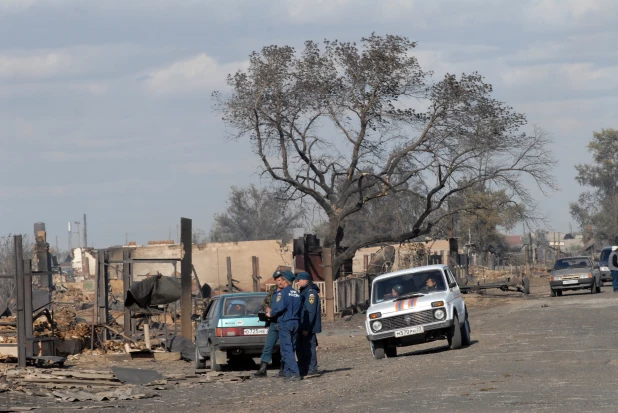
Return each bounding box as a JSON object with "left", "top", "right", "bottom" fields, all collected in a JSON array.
[{"left": 365, "top": 265, "right": 471, "bottom": 359}]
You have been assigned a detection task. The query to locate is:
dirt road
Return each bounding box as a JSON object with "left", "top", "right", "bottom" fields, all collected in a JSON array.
[{"left": 2, "top": 280, "right": 618, "bottom": 412}]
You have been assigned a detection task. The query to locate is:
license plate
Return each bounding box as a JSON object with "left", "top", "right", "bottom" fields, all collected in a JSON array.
[
  {"left": 243, "top": 328, "right": 268, "bottom": 335},
  {"left": 394, "top": 326, "right": 424, "bottom": 337},
  {"left": 563, "top": 280, "right": 578, "bottom": 285}
]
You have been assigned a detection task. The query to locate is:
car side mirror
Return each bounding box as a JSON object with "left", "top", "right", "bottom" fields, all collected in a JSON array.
[
  {"left": 546, "top": 268, "right": 552, "bottom": 273},
  {"left": 191, "top": 314, "right": 200, "bottom": 322},
  {"left": 448, "top": 282, "right": 457, "bottom": 288}
]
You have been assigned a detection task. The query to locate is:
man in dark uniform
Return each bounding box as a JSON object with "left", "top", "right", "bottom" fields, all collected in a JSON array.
[
  {"left": 295, "top": 272, "right": 322, "bottom": 376},
  {"left": 267, "top": 270, "right": 301, "bottom": 381},
  {"left": 253, "top": 270, "right": 287, "bottom": 377}
]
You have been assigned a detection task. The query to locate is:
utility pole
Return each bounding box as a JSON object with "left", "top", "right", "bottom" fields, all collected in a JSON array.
[
  {"left": 68, "top": 222, "right": 72, "bottom": 252},
  {"left": 83, "top": 214, "right": 88, "bottom": 249},
  {"left": 55, "top": 236, "right": 59, "bottom": 254}
]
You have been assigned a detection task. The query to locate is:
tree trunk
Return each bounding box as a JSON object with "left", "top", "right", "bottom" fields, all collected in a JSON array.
[{"left": 322, "top": 247, "right": 335, "bottom": 322}]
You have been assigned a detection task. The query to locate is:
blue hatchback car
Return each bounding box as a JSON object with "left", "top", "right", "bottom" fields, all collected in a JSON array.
[{"left": 194, "top": 292, "right": 279, "bottom": 371}]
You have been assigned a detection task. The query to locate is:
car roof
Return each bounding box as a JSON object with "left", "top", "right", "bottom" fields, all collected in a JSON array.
[
  {"left": 557, "top": 256, "right": 590, "bottom": 260},
  {"left": 373, "top": 264, "right": 447, "bottom": 282},
  {"left": 215, "top": 292, "right": 267, "bottom": 299},
  {"left": 601, "top": 246, "right": 618, "bottom": 251}
]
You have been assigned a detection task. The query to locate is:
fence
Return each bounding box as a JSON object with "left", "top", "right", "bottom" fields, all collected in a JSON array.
[{"left": 333, "top": 276, "right": 369, "bottom": 314}]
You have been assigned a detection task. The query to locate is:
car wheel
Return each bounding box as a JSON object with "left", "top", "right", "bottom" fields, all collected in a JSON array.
[
  {"left": 195, "top": 344, "right": 206, "bottom": 369},
  {"left": 461, "top": 318, "right": 471, "bottom": 347},
  {"left": 385, "top": 345, "right": 397, "bottom": 358},
  {"left": 591, "top": 280, "right": 597, "bottom": 294},
  {"left": 209, "top": 342, "right": 223, "bottom": 371},
  {"left": 449, "top": 314, "right": 462, "bottom": 350},
  {"left": 550, "top": 288, "right": 556, "bottom": 297},
  {"left": 556, "top": 290, "right": 562, "bottom": 297},
  {"left": 371, "top": 340, "right": 385, "bottom": 360}
]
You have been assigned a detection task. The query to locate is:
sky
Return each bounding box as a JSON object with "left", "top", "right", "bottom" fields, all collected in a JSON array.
[{"left": 1, "top": 0, "right": 617, "bottom": 249}]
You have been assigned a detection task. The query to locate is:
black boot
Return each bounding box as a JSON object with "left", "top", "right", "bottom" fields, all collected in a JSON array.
[
  {"left": 253, "top": 362, "right": 268, "bottom": 378},
  {"left": 275, "top": 364, "right": 285, "bottom": 378}
]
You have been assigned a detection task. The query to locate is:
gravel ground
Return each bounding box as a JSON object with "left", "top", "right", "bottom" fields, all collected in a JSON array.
[{"left": 2, "top": 276, "right": 618, "bottom": 413}]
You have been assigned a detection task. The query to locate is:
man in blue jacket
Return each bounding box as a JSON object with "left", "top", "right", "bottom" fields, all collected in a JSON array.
[
  {"left": 295, "top": 272, "right": 322, "bottom": 376},
  {"left": 267, "top": 270, "right": 301, "bottom": 380},
  {"left": 253, "top": 270, "right": 288, "bottom": 378}
]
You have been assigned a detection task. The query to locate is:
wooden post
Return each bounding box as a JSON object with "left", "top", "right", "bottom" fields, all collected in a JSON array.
[
  {"left": 122, "top": 249, "right": 132, "bottom": 338},
  {"left": 180, "top": 218, "right": 193, "bottom": 340},
  {"left": 226, "top": 257, "right": 233, "bottom": 292},
  {"left": 143, "top": 322, "right": 152, "bottom": 350},
  {"left": 323, "top": 247, "right": 335, "bottom": 322},
  {"left": 251, "top": 256, "right": 260, "bottom": 292}
]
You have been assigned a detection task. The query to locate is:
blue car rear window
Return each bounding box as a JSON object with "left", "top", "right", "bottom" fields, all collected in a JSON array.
[{"left": 221, "top": 295, "right": 266, "bottom": 318}]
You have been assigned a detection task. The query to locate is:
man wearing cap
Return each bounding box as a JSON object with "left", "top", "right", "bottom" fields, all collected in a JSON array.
[
  {"left": 295, "top": 272, "right": 322, "bottom": 376},
  {"left": 253, "top": 270, "right": 286, "bottom": 378},
  {"left": 267, "top": 270, "right": 301, "bottom": 381}
]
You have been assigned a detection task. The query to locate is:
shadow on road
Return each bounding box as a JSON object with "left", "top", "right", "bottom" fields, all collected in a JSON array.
[
  {"left": 317, "top": 367, "right": 353, "bottom": 375},
  {"left": 397, "top": 340, "right": 479, "bottom": 358}
]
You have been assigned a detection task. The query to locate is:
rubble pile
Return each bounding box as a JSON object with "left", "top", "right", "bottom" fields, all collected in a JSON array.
[
  {"left": 2, "top": 368, "right": 159, "bottom": 402},
  {"left": 469, "top": 265, "right": 511, "bottom": 280},
  {"left": 0, "top": 315, "right": 17, "bottom": 344}
]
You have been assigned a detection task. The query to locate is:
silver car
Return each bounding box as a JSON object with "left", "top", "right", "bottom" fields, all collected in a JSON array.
[
  {"left": 598, "top": 246, "right": 617, "bottom": 283},
  {"left": 549, "top": 256, "right": 601, "bottom": 296}
]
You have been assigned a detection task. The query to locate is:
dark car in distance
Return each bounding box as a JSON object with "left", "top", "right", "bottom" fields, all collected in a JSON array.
[{"left": 549, "top": 256, "right": 601, "bottom": 297}]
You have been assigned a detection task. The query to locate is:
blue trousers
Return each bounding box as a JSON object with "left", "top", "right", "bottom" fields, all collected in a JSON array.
[
  {"left": 297, "top": 333, "right": 318, "bottom": 375},
  {"left": 612, "top": 271, "right": 618, "bottom": 291},
  {"left": 260, "top": 323, "right": 279, "bottom": 364},
  {"left": 278, "top": 322, "right": 300, "bottom": 377}
]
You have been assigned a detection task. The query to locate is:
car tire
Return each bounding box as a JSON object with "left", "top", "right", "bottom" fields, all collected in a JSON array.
[
  {"left": 371, "top": 340, "right": 385, "bottom": 360},
  {"left": 556, "top": 290, "right": 562, "bottom": 297},
  {"left": 195, "top": 344, "right": 206, "bottom": 369},
  {"left": 449, "top": 315, "right": 462, "bottom": 350},
  {"left": 385, "top": 345, "right": 397, "bottom": 358},
  {"left": 550, "top": 288, "right": 556, "bottom": 297},
  {"left": 461, "top": 318, "right": 471, "bottom": 347},
  {"left": 209, "top": 342, "right": 223, "bottom": 371}
]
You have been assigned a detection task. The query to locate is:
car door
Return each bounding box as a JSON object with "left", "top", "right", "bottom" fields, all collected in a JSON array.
[
  {"left": 197, "top": 298, "right": 219, "bottom": 355},
  {"left": 445, "top": 267, "right": 465, "bottom": 324}
]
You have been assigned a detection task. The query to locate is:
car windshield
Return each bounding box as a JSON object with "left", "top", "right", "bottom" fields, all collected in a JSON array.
[
  {"left": 373, "top": 269, "right": 446, "bottom": 304},
  {"left": 221, "top": 295, "right": 265, "bottom": 318},
  {"left": 553, "top": 258, "right": 590, "bottom": 270},
  {"left": 599, "top": 249, "right": 612, "bottom": 263}
]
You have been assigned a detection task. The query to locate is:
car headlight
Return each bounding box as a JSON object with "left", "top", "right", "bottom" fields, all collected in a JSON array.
[
  {"left": 601, "top": 266, "right": 609, "bottom": 271},
  {"left": 552, "top": 276, "right": 562, "bottom": 281},
  {"left": 579, "top": 273, "right": 592, "bottom": 279},
  {"left": 372, "top": 321, "right": 383, "bottom": 332},
  {"left": 433, "top": 309, "right": 446, "bottom": 320}
]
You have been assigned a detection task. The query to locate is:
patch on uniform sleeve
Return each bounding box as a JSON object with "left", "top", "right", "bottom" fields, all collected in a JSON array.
[
  {"left": 276, "top": 295, "right": 281, "bottom": 302},
  {"left": 309, "top": 294, "right": 316, "bottom": 304}
]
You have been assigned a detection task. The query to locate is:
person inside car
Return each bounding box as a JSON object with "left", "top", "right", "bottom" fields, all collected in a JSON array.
[
  {"left": 383, "top": 284, "right": 404, "bottom": 300},
  {"left": 423, "top": 273, "right": 444, "bottom": 291},
  {"left": 227, "top": 300, "right": 247, "bottom": 316}
]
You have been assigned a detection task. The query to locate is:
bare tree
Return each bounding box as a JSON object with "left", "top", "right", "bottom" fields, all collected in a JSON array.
[
  {"left": 215, "top": 34, "right": 556, "bottom": 278},
  {"left": 210, "top": 184, "right": 301, "bottom": 242}
]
